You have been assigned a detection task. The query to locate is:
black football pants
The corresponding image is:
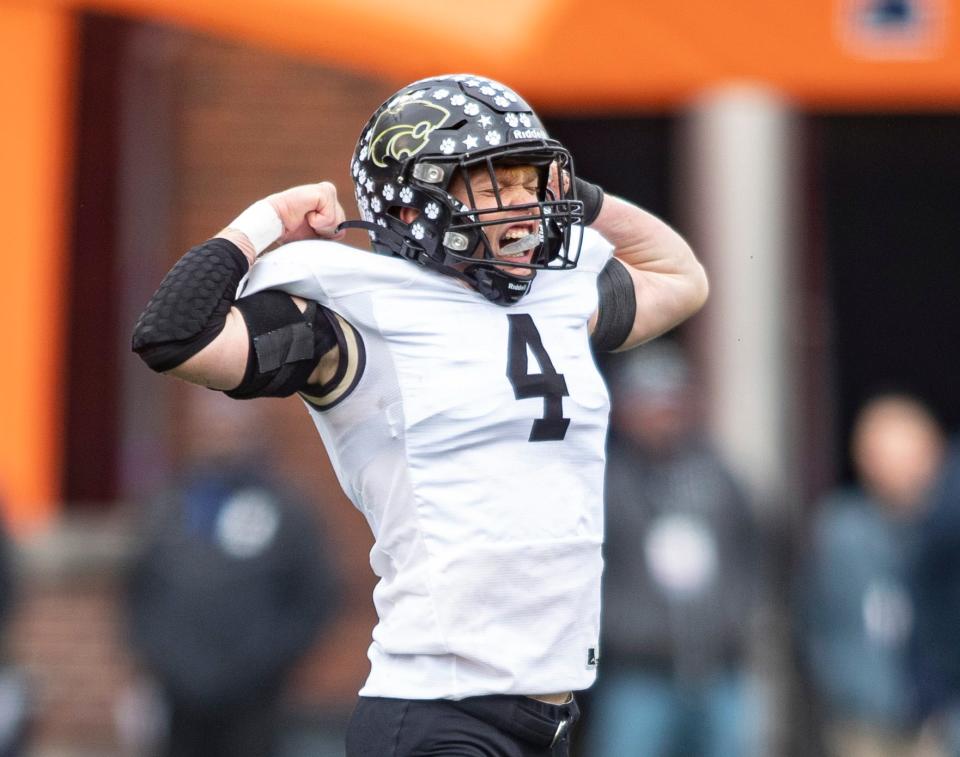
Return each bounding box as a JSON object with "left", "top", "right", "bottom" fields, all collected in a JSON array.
[{"left": 345, "top": 694, "right": 579, "bottom": 757}]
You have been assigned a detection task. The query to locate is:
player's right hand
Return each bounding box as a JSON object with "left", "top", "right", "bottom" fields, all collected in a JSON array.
[{"left": 267, "top": 182, "right": 347, "bottom": 244}]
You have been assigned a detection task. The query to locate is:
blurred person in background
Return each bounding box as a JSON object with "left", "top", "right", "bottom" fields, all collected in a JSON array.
[
  {"left": 909, "top": 398, "right": 960, "bottom": 755},
  {"left": 798, "top": 393, "right": 946, "bottom": 757},
  {"left": 123, "top": 394, "right": 339, "bottom": 757},
  {"left": 585, "top": 341, "right": 760, "bottom": 757}
]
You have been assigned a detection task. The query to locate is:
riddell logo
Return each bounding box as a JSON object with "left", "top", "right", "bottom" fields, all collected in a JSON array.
[
  {"left": 508, "top": 282, "right": 528, "bottom": 291},
  {"left": 513, "top": 128, "right": 547, "bottom": 140}
]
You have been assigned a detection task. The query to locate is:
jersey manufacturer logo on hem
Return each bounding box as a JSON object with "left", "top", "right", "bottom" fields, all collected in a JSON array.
[{"left": 586, "top": 647, "right": 599, "bottom": 669}]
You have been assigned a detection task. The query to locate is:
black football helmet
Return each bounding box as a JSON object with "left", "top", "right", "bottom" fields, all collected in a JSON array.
[{"left": 340, "top": 74, "right": 585, "bottom": 304}]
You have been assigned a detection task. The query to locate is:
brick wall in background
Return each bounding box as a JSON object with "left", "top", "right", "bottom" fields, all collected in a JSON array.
[
  {"left": 12, "top": 21, "right": 402, "bottom": 755},
  {"left": 10, "top": 568, "right": 136, "bottom": 749},
  {"left": 169, "top": 28, "right": 391, "bottom": 256}
]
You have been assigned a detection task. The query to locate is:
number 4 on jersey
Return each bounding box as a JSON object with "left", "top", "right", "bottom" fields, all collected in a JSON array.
[{"left": 506, "top": 314, "right": 570, "bottom": 442}]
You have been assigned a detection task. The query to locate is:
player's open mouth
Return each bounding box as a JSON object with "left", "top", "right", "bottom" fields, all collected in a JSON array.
[{"left": 497, "top": 224, "right": 540, "bottom": 259}]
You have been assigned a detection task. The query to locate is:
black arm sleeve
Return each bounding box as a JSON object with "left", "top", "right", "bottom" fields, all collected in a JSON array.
[
  {"left": 590, "top": 258, "right": 637, "bottom": 352},
  {"left": 132, "top": 238, "right": 249, "bottom": 372},
  {"left": 574, "top": 176, "right": 605, "bottom": 226},
  {"left": 225, "top": 291, "right": 339, "bottom": 399}
]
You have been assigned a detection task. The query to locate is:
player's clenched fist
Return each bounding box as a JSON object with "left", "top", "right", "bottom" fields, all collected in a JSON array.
[
  {"left": 222, "top": 182, "right": 346, "bottom": 263},
  {"left": 267, "top": 182, "right": 346, "bottom": 244}
]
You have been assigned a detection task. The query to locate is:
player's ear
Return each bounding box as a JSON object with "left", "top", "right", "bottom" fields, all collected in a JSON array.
[{"left": 398, "top": 207, "right": 419, "bottom": 224}]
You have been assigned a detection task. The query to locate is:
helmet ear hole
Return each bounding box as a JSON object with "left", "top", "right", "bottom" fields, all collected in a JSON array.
[{"left": 396, "top": 207, "right": 420, "bottom": 224}]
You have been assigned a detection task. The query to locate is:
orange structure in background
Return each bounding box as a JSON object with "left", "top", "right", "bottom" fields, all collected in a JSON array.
[
  {"left": 0, "top": 4, "right": 75, "bottom": 532},
  {"left": 39, "top": 0, "right": 960, "bottom": 110},
  {"left": 2, "top": 0, "right": 958, "bottom": 530}
]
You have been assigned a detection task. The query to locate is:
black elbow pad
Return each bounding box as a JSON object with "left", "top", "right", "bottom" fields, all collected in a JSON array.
[
  {"left": 132, "top": 239, "right": 249, "bottom": 372},
  {"left": 591, "top": 258, "right": 636, "bottom": 352},
  {"left": 226, "top": 291, "right": 339, "bottom": 399}
]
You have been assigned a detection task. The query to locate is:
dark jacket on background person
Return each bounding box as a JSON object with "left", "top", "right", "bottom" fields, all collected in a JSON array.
[
  {"left": 125, "top": 462, "right": 338, "bottom": 712},
  {"left": 911, "top": 439, "right": 960, "bottom": 720},
  {"left": 800, "top": 489, "right": 918, "bottom": 730},
  {"left": 600, "top": 435, "right": 757, "bottom": 681}
]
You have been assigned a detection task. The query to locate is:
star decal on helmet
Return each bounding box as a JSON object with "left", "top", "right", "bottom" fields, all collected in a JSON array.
[{"left": 463, "top": 135, "right": 479, "bottom": 149}]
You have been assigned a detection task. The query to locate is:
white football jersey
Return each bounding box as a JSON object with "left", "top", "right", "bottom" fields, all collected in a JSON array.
[{"left": 238, "top": 227, "right": 613, "bottom": 699}]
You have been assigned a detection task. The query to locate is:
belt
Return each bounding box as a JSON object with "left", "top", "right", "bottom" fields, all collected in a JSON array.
[{"left": 450, "top": 694, "right": 579, "bottom": 748}]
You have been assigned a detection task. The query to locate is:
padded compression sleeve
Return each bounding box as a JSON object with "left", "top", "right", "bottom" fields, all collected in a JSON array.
[
  {"left": 590, "top": 258, "right": 636, "bottom": 352},
  {"left": 132, "top": 238, "right": 249, "bottom": 372}
]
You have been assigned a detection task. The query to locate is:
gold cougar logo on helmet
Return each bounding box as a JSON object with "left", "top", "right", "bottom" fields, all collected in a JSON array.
[{"left": 369, "top": 98, "right": 451, "bottom": 168}]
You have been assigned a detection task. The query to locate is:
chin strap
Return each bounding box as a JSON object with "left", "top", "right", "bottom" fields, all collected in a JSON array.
[
  {"left": 335, "top": 220, "right": 534, "bottom": 306},
  {"left": 465, "top": 265, "right": 533, "bottom": 305},
  {"left": 336, "top": 220, "right": 432, "bottom": 266}
]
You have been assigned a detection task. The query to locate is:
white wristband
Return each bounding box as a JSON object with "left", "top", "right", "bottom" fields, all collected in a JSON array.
[{"left": 227, "top": 200, "right": 284, "bottom": 254}]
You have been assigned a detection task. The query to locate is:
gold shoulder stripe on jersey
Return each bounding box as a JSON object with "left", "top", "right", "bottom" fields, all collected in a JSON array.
[{"left": 300, "top": 313, "right": 365, "bottom": 410}]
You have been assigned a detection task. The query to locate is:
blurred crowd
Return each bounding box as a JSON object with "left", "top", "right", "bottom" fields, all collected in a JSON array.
[
  {"left": 577, "top": 342, "right": 960, "bottom": 757},
  {"left": 1, "top": 342, "right": 959, "bottom": 757}
]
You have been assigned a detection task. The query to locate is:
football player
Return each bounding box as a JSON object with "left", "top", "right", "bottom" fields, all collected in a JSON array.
[{"left": 132, "top": 74, "right": 708, "bottom": 756}]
